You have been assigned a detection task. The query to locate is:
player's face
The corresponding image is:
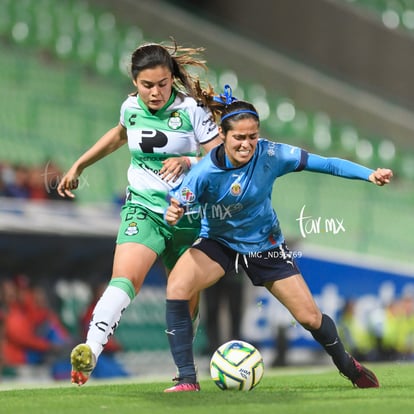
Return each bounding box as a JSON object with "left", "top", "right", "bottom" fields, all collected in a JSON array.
[
  {"left": 133, "top": 65, "right": 174, "bottom": 111},
  {"left": 220, "top": 118, "right": 259, "bottom": 167}
]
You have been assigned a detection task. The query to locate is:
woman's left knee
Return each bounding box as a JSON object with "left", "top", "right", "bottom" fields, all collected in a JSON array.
[{"left": 166, "top": 271, "right": 188, "bottom": 298}]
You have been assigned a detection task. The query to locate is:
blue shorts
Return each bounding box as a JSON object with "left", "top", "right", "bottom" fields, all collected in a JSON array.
[{"left": 191, "top": 238, "right": 301, "bottom": 286}]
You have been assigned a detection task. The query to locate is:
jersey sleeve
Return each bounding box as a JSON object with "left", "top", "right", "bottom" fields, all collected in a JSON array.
[
  {"left": 168, "top": 159, "right": 210, "bottom": 220},
  {"left": 305, "top": 153, "right": 373, "bottom": 180},
  {"left": 119, "top": 98, "right": 129, "bottom": 128},
  {"left": 170, "top": 171, "right": 201, "bottom": 208},
  {"left": 271, "top": 142, "right": 308, "bottom": 175},
  {"left": 190, "top": 104, "right": 219, "bottom": 144}
]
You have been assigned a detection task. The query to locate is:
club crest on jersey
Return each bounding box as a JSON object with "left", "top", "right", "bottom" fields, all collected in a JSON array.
[
  {"left": 168, "top": 111, "right": 183, "bottom": 130},
  {"left": 125, "top": 222, "right": 139, "bottom": 236},
  {"left": 180, "top": 187, "right": 195, "bottom": 203},
  {"left": 230, "top": 182, "right": 242, "bottom": 196}
]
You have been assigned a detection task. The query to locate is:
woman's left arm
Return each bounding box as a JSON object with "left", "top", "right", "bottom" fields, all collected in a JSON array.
[{"left": 305, "top": 153, "right": 393, "bottom": 185}]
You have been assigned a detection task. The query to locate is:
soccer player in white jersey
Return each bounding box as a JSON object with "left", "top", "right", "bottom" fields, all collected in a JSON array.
[
  {"left": 57, "top": 41, "right": 222, "bottom": 385},
  {"left": 163, "top": 85, "right": 393, "bottom": 392}
]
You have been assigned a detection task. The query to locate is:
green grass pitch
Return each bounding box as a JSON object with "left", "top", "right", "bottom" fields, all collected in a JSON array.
[{"left": 1, "top": 362, "right": 413, "bottom": 414}]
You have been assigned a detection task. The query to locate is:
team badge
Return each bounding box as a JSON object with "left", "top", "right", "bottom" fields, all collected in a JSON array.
[
  {"left": 168, "top": 111, "right": 183, "bottom": 130},
  {"left": 125, "top": 222, "right": 139, "bottom": 236},
  {"left": 230, "top": 182, "right": 242, "bottom": 196},
  {"left": 180, "top": 187, "right": 195, "bottom": 202}
]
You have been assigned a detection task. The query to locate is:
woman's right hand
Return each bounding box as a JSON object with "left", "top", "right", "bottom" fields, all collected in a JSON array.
[
  {"left": 165, "top": 197, "right": 184, "bottom": 226},
  {"left": 57, "top": 166, "right": 81, "bottom": 198}
]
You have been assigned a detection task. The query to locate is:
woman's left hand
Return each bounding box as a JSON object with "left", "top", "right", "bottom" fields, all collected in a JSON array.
[
  {"left": 160, "top": 157, "right": 190, "bottom": 182},
  {"left": 369, "top": 168, "right": 393, "bottom": 186}
]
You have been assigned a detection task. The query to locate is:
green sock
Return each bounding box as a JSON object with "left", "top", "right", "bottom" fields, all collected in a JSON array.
[{"left": 109, "top": 277, "right": 135, "bottom": 301}]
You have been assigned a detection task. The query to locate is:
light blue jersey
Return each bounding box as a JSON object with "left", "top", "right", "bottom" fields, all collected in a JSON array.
[{"left": 170, "top": 139, "right": 373, "bottom": 254}]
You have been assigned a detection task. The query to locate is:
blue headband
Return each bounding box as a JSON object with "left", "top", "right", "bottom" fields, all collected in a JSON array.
[{"left": 221, "top": 109, "right": 259, "bottom": 122}]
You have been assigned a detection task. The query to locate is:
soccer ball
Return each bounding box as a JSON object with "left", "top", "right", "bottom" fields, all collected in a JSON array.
[{"left": 210, "top": 340, "right": 264, "bottom": 391}]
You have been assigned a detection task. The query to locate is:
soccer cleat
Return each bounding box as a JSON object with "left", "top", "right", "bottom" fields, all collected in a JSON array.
[
  {"left": 350, "top": 357, "right": 380, "bottom": 388},
  {"left": 174, "top": 364, "right": 198, "bottom": 384},
  {"left": 164, "top": 376, "right": 200, "bottom": 393},
  {"left": 164, "top": 382, "right": 200, "bottom": 392},
  {"left": 70, "top": 343, "right": 96, "bottom": 386}
]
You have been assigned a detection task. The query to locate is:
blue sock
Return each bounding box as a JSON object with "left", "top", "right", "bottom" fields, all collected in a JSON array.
[{"left": 165, "top": 299, "right": 197, "bottom": 382}]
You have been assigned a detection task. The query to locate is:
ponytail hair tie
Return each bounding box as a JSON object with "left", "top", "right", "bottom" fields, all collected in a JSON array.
[{"left": 213, "top": 84, "right": 237, "bottom": 105}]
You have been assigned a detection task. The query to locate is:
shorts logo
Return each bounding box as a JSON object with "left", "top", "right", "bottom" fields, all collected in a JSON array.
[
  {"left": 268, "top": 234, "right": 276, "bottom": 245},
  {"left": 192, "top": 237, "right": 202, "bottom": 246},
  {"left": 125, "top": 222, "right": 139, "bottom": 236},
  {"left": 180, "top": 187, "right": 195, "bottom": 202},
  {"left": 168, "top": 111, "right": 183, "bottom": 130},
  {"left": 230, "top": 182, "right": 242, "bottom": 196}
]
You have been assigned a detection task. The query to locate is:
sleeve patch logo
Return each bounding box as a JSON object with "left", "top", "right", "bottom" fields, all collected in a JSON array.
[{"left": 180, "top": 187, "right": 195, "bottom": 203}]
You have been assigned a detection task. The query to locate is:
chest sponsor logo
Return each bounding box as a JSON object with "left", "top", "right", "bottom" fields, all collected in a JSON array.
[{"left": 130, "top": 129, "right": 168, "bottom": 153}]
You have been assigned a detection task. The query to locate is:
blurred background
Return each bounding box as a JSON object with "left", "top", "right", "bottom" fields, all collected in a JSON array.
[{"left": 1, "top": 0, "right": 414, "bottom": 384}]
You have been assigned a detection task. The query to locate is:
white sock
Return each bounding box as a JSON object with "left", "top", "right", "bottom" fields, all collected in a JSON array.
[{"left": 86, "top": 285, "right": 131, "bottom": 360}]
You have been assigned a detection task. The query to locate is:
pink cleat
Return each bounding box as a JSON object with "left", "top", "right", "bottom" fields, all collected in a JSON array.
[
  {"left": 164, "top": 380, "right": 200, "bottom": 392},
  {"left": 350, "top": 357, "right": 380, "bottom": 388}
]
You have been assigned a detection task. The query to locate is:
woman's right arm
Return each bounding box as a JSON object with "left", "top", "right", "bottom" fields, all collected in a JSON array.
[{"left": 57, "top": 123, "right": 127, "bottom": 198}]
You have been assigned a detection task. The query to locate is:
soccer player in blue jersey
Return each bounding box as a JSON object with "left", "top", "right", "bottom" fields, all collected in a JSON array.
[{"left": 163, "top": 85, "right": 392, "bottom": 392}]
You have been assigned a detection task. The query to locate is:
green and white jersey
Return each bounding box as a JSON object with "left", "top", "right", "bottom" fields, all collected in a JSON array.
[{"left": 120, "top": 89, "right": 218, "bottom": 214}]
